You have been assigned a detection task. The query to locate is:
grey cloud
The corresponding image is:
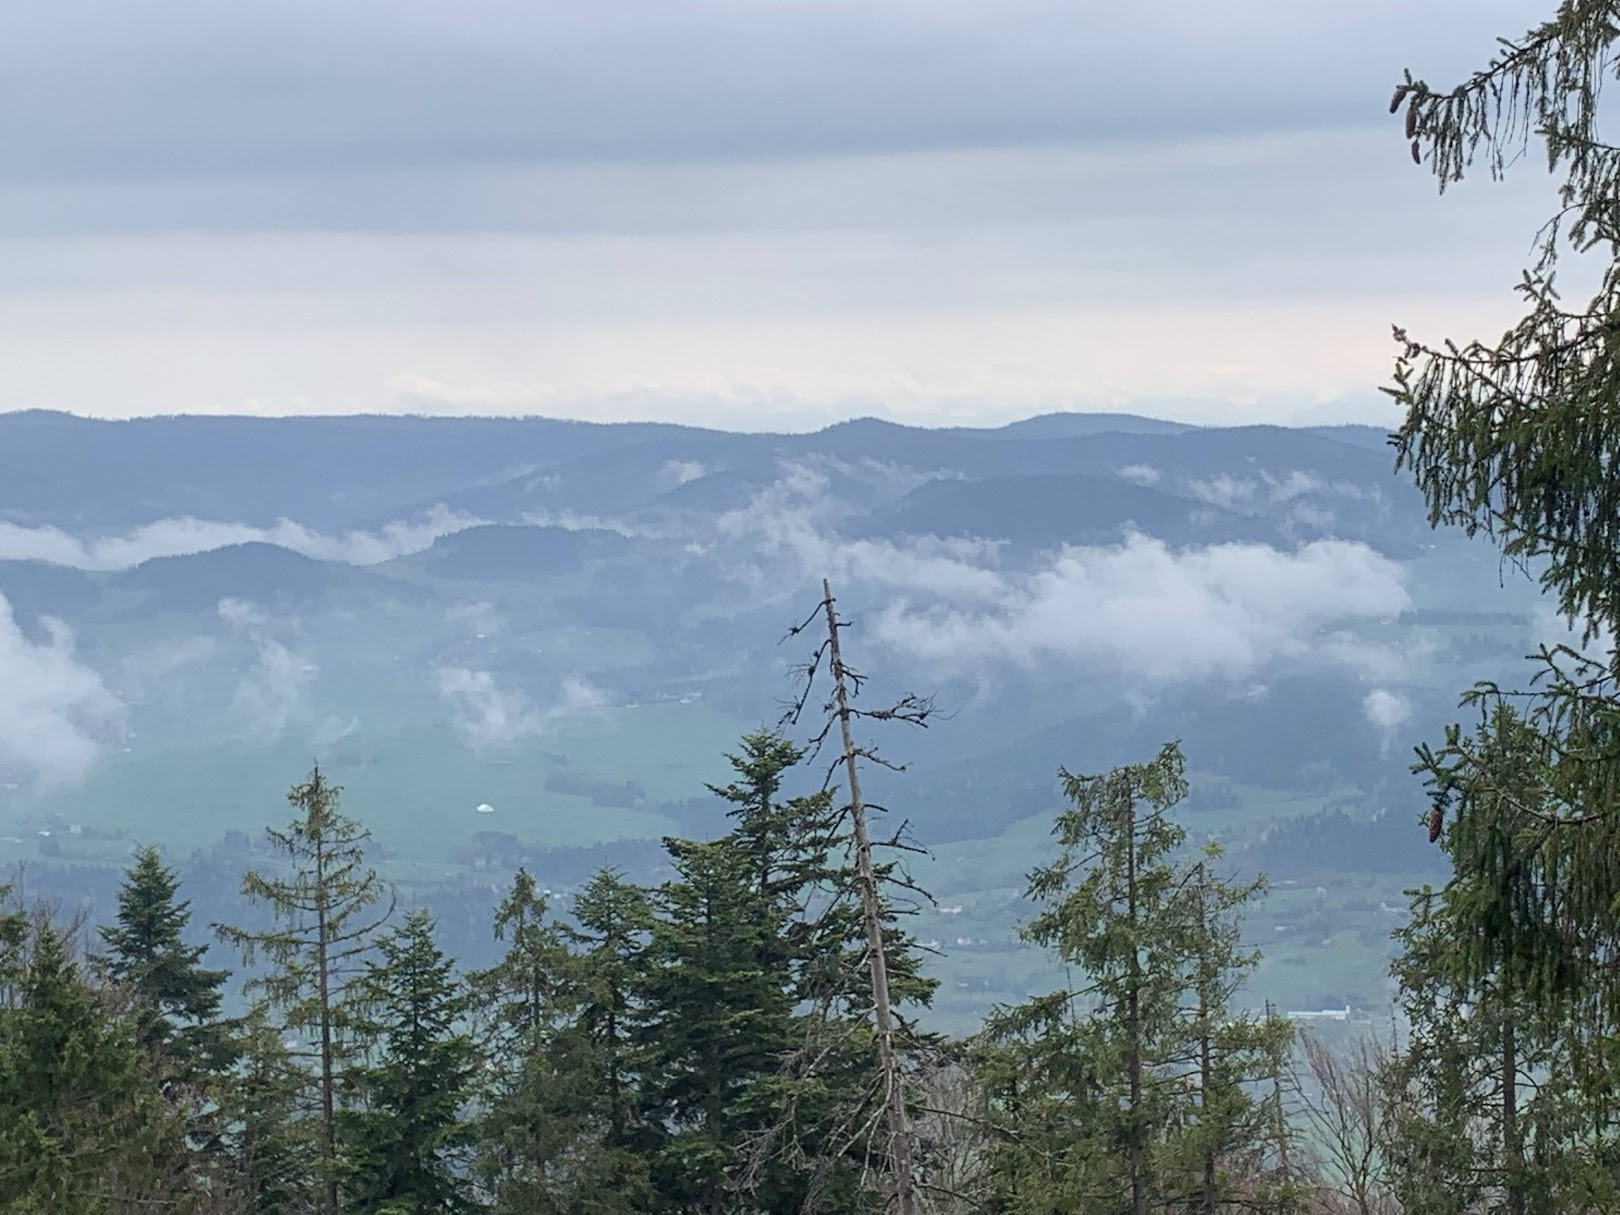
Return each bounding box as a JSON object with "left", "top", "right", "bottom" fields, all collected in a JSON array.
[
  {"left": 0, "top": 594, "right": 124, "bottom": 785},
  {"left": 229, "top": 638, "right": 317, "bottom": 742},
  {"left": 716, "top": 459, "right": 1007, "bottom": 606},
  {"left": 0, "top": 505, "right": 482, "bottom": 570},
  {"left": 436, "top": 667, "right": 541, "bottom": 750},
  {"left": 0, "top": 0, "right": 1490, "bottom": 190},
  {"left": 1187, "top": 475, "right": 1258, "bottom": 509},
  {"left": 116, "top": 635, "right": 219, "bottom": 699},
  {"left": 1186, "top": 469, "right": 1385, "bottom": 511}
]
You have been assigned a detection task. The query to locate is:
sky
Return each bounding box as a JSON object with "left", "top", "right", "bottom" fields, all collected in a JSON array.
[{"left": 0, "top": 0, "right": 1560, "bottom": 430}]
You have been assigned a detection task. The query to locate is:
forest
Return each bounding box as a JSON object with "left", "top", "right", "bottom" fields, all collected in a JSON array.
[{"left": 15, "top": 3, "right": 1620, "bottom": 1213}]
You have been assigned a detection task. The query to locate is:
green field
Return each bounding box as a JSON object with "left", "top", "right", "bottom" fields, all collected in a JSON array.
[{"left": 2, "top": 700, "right": 748, "bottom": 861}]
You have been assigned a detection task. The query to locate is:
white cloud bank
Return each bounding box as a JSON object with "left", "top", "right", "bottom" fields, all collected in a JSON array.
[
  {"left": 873, "top": 535, "right": 1410, "bottom": 683},
  {"left": 719, "top": 461, "right": 1412, "bottom": 686},
  {"left": 0, "top": 594, "right": 124, "bottom": 785},
  {"left": 0, "top": 504, "right": 483, "bottom": 571}
]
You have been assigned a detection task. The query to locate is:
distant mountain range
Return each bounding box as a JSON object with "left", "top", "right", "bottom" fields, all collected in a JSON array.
[{"left": 0, "top": 408, "right": 1546, "bottom": 1022}]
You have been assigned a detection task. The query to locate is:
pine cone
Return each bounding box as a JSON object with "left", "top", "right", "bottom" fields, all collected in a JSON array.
[{"left": 1427, "top": 802, "right": 1445, "bottom": 843}]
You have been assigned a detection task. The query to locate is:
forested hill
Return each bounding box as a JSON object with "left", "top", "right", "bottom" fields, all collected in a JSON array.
[{"left": 0, "top": 408, "right": 1538, "bottom": 1031}]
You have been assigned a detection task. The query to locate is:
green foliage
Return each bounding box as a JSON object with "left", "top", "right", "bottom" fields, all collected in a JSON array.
[
  {"left": 1385, "top": 11, "right": 1620, "bottom": 1210},
  {"left": 0, "top": 913, "right": 194, "bottom": 1214},
  {"left": 96, "top": 843, "right": 233, "bottom": 1078},
  {"left": 216, "top": 766, "right": 394, "bottom": 1214},
  {"left": 1390, "top": 0, "right": 1620, "bottom": 1057},
  {"left": 982, "top": 743, "right": 1294, "bottom": 1214},
  {"left": 340, "top": 908, "right": 481, "bottom": 1214},
  {"left": 469, "top": 864, "right": 658, "bottom": 1215},
  {"left": 1383, "top": 707, "right": 1620, "bottom": 1213},
  {"left": 1391, "top": 1, "right": 1620, "bottom": 641},
  {"left": 637, "top": 836, "right": 798, "bottom": 1211}
]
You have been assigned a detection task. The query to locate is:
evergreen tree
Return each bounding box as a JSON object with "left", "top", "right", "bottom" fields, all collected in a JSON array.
[
  {"left": 472, "top": 868, "right": 568, "bottom": 1056},
  {"left": 96, "top": 844, "right": 232, "bottom": 1078},
  {"left": 0, "top": 914, "right": 193, "bottom": 1213},
  {"left": 468, "top": 868, "right": 615, "bottom": 1214},
  {"left": 1382, "top": 707, "right": 1620, "bottom": 1213},
  {"left": 637, "top": 836, "right": 796, "bottom": 1213},
  {"left": 982, "top": 744, "right": 1289, "bottom": 1214},
  {"left": 535, "top": 865, "right": 660, "bottom": 1213},
  {"left": 1389, "top": 0, "right": 1620, "bottom": 1066},
  {"left": 341, "top": 908, "right": 481, "bottom": 1214},
  {"left": 1171, "top": 860, "right": 1297, "bottom": 1214},
  {"left": 709, "top": 729, "right": 837, "bottom": 913},
  {"left": 216, "top": 766, "right": 394, "bottom": 1215},
  {"left": 220, "top": 1008, "right": 323, "bottom": 1214},
  {"left": 693, "top": 726, "right": 939, "bottom": 1211}
]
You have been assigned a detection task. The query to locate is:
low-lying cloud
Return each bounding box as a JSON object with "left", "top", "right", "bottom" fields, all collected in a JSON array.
[
  {"left": 436, "top": 668, "right": 613, "bottom": 751},
  {"left": 717, "top": 460, "right": 1007, "bottom": 604},
  {"left": 1362, "top": 687, "right": 1413, "bottom": 751},
  {"left": 659, "top": 459, "right": 709, "bottom": 488},
  {"left": 718, "top": 462, "right": 1411, "bottom": 687},
  {"left": 0, "top": 593, "right": 124, "bottom": 785},
  {"left": 1186, "top": 468, "right": 1381, "bottom": 511},
  {"left": 873, "top": 535, "right": 1410, "bottom": 683},
  {"left": 0, "top": 504, "right": 483, "bottom": 571},
  {"left": 219, "top": 597, "right": 317, "bottom": 741}
]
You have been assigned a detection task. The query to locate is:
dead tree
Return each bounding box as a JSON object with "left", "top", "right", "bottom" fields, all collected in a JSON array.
[
  {"left": 1295, "top": 1027, "right": 1399, "bottom": 1215},
  {"left": 777, "top": 577, "right": 940, "bottom": 1214}
]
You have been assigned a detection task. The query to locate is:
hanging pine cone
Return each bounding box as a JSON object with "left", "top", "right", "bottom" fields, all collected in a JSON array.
[{"left": 1427, "top": 800, "right": 1445, "bottom": 843}]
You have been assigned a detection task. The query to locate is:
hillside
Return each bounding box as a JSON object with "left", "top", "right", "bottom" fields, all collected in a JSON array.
[{"left": 0, "top": 408, "right": 1549, "bottom": 1028}]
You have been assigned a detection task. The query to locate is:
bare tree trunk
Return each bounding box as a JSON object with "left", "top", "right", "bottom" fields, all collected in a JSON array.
[
  {"left": 1124, "top": 788, "right": 1147, "bottom": 1215},
  {"left": 822, "top": 578, "right": 918, "bottom": 1215},
  {"left": 1502, "top": 990, "right": 1523, "bottom": 1215},
  {"left": 1196, "top": 868, "right": 1216, "bottom": 1215},
  {"left": 315, "top": 833, "right": 338, "bottom": 1215},
  {"left": 1265, "top": 1000, "right": 1292, "bottom": 1186}
]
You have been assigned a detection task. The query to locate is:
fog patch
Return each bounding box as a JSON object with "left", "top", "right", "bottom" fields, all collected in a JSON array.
[
  {"left": 1119, "top": 463, "right": 1162, "bottom": 486},
  {"left": 218, "top": 598, "right": 316, "bottom": 741},
  {"left": 659, "top": 459, "right": 709, "bottom": 488},
  {"left": 435, "top": 669, "right": 612, "bottom": 751},
  {"left": 0, "top": 505, "right": 483, "bottom": 571},
  {"left": 0, "top": 594, "right": 124, "bottom": 786},
  {"left": 1362, "top": 687, "right": 1414, "bottom": 751}
]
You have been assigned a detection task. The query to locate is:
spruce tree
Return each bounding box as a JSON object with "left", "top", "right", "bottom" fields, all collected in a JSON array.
[
  {"left": 0, "top": 915, "right": 191, "bottom": 1213},
  {"left": 1173, "top": 859, "right": 1297, "bottom": 1214},
  {"left": 96, "top": 844, "right": 232, "bottom": 1078},
  {"left": 982, "top": 744, "right": 1289, "bottom": 1214},
  {"left": 547, "top": 865, "right": 658, "bottom": 1211},
  {"left": 1389, "top": 0, "right": 1620, "bottom": 1066},
  {"left": 221, "top": 1008, "right": 323, "bottom": 1214},
  {"left": 637, "top": 836, "right": 796, "bottom": 1213},
  {"left": 1383, "top": 706, "right": 1620, "bottom": 1213},
  {"left": 340, "top": 908, "right": 480, "bottom": 1214},
  {"left": 216, "top": 766, "right": 393, "bottom": 1215},
  {"left": 468, "top": 868, "right": 611, "bottom": 1214}
]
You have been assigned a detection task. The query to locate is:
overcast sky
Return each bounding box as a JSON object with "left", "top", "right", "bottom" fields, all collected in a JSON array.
[{"left": 0, "top": 0, "right": 1559, "bottom": 429}]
